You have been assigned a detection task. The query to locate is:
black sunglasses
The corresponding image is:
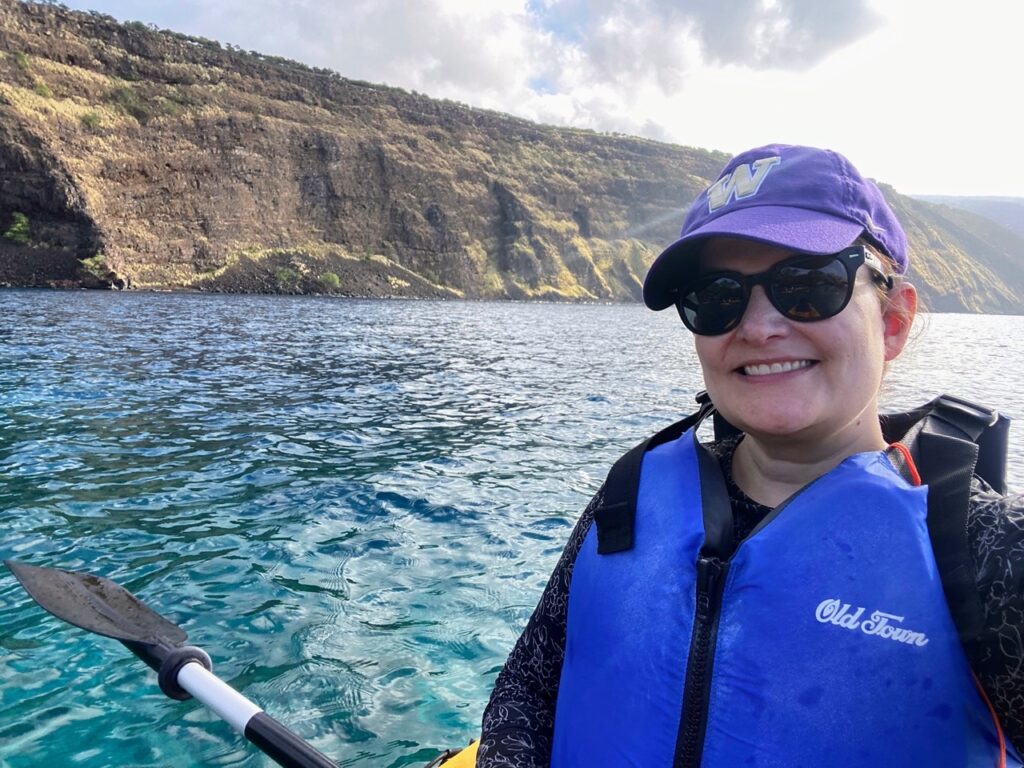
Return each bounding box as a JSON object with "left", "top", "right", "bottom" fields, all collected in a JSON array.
[{"left": 674, "top": 245, "right": 894, "bottom": 336}]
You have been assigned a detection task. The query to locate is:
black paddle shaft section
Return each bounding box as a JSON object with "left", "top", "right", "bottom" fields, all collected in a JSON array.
[
  {"left": 244, "top": 712, "right": 338, "bottom": 768},
  {"left": 6, "top": 560, "right": 340, "bottom": 767}
]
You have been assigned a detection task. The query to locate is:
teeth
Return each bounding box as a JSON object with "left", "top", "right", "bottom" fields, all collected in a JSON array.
[{"left": 743, "top": 360, "right": 813, "bottom": 376}]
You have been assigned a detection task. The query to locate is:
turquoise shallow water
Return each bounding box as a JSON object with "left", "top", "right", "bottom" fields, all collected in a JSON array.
[{"left": 1, "top": 291, "right": 1022, "bottom": 767}]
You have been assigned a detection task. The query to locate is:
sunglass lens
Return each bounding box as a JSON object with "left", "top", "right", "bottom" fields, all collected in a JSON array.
[
  {"left": 770, "top": 257, "right": 850, "bottom": 321},
  {"left": 680, "top": 275, "right": 746, "bottom": 335}
]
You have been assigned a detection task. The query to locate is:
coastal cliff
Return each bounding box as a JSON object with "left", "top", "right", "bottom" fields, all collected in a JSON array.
[{"left": 1, "top": 0, "right": 1022, "bottom": 312}]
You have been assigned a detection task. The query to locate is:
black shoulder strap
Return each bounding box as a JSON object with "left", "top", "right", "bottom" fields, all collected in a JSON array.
[
  {"left": 593, "top": 392, "right": 714, "bottom": 554},
  {"left": 886, "top": 394, "right": 1007, "bottom": 648}
]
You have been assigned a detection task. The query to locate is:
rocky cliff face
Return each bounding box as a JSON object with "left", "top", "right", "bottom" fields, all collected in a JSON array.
[{"left": 1, "top": 0, "right": 1022, "bottom": 312}]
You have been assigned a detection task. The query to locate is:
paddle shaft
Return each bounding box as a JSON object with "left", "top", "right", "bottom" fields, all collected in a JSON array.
[
  {"left": 176, "top": 662, "right": 337, "bottom": 768},
  {"left": 4, "top": 561, "right": 338, "bottom": 767}
]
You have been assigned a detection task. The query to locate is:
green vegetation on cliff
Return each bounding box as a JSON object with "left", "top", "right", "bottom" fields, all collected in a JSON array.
[
  {"left": 0, "top": 0, "right": 1021, "bottom": 311},
  {"left": 3, "top": 211, "right": 30, "bottom": 244}
]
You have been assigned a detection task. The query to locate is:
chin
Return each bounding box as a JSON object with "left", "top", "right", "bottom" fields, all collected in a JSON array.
[{"left": 722, "top": 402, "right": 819, "bottom": 439}]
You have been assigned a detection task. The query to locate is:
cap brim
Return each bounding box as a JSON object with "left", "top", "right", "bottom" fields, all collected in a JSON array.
[{"left": 642, "top": 206, "right": 865, "bottom": 310}]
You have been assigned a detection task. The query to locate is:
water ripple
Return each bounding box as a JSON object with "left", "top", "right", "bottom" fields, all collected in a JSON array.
[{"left": 1, "top": 291, "right": 1021, "bottom": 766}]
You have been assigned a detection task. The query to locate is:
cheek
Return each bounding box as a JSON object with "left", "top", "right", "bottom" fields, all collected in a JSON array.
[
  {"left": 843, "top": 320, "right": 888, "bottom": 385},
  {"left": 693, "top": 336, "right": 734, "bottom": 406},
  {"left": 845, "top": 293, "right": 888, "bottom": 353},
  {"left": 693, "top": 336, "right": 724, "bottom": 373}
]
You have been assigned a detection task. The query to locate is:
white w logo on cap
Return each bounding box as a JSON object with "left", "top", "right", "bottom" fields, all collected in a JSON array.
[{"left": 707, "top": 156, "right": 782, "bottom": 212}]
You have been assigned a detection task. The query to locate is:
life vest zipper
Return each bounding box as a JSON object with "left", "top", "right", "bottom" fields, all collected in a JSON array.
[{"left": 675, "top": 554, "right": 727, "bottom": 768}]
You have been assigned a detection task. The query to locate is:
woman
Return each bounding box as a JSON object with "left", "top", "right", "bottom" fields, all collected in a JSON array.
[{"left": 477, "top": 145, "right": 1024, "bottom": 766}]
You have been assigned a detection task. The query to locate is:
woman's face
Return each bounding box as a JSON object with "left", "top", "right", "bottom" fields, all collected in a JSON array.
[{"left": 692, "top": 237, "right": 916, "bottom": 447}]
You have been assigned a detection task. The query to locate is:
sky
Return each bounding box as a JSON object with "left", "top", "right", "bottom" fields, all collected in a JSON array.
[{"left": 60, "top": 0, "right": 1023, "bottom": 197}]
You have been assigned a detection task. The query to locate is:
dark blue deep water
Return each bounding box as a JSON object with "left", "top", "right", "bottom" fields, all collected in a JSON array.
[{"left": 1, "top": 290, "right": 1022, "bottom": 767}]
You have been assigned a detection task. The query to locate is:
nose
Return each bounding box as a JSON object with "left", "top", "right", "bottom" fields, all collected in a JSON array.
[{"left": 734, "top": 285, "right": 789, "bottom": 343}]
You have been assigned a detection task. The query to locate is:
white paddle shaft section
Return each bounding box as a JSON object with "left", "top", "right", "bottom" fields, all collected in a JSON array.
[{"left": 176, "top": 661, "right": 262, "bottom": 734}]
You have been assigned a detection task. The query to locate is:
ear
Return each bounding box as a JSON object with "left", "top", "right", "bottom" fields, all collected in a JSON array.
[{"left": 882, "top": 282, "right": 918, "bottom": 362}]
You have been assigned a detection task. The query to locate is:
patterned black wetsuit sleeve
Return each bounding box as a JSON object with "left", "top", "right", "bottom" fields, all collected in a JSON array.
[
  {"left": 476, "top": 487, "right": 603, "bottom": 768},
  {"left": 966, "top": 479, "right": 1024, "bottom": 753}
]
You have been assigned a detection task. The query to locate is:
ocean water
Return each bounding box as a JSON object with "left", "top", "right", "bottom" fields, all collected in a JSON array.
[{"left": 1, "top": 290, "right": 1021, "bottom": 768}]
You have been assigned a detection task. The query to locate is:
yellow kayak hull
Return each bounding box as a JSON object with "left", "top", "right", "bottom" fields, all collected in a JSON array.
[{"left": 428, "top": 740, "right": 478, "bottom": 767}]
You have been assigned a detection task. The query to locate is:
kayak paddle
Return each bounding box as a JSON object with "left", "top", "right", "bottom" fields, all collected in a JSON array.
[{"left": 4, "top": 560, "right": 338, "bottom": 768}]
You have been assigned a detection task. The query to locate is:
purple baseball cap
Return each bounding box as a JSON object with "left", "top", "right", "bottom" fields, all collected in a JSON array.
[{"left": 643, "top": 144, "right": 908, "bottom": 311}]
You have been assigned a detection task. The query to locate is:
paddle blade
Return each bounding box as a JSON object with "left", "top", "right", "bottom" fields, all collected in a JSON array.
[{"left": 5, "top": 560, "right": 187, "bottom": 646}]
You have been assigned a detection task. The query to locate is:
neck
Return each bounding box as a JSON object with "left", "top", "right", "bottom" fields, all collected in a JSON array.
[{"left": 730, "top": 416, "right": 886, "bottom": 508}]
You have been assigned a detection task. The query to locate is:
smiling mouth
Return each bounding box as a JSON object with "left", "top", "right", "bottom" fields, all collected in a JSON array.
[{"left": 740, "top": 360, "right": 816, "bottom": 377}]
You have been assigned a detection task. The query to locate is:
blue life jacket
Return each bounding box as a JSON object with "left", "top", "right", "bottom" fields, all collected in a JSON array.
[{"left": 550, "top": 397, "right": 1020, "bottom": 768}]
